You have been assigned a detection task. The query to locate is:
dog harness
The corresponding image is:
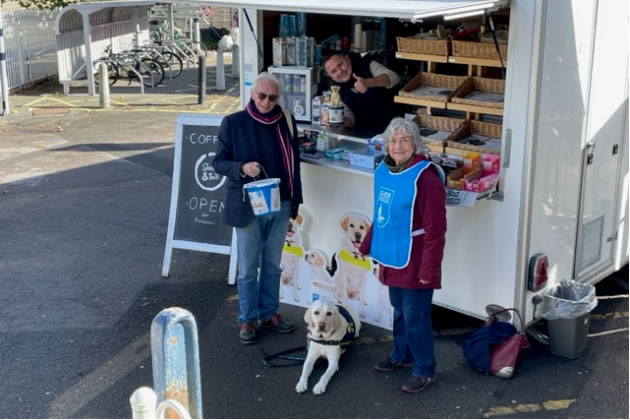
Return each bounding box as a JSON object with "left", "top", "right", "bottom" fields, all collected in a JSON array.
[
  {"left": 283, "top": 243, "right": 304, "bottom": 257},
  {"left": 310, "top": 305, "right": 357, "bottom": 350},
  {"left": 337, "top": 249, "right": 371, "bottom": 271},
  {"left": 370, "top": 159, "right": 444, "bottom": 269}
]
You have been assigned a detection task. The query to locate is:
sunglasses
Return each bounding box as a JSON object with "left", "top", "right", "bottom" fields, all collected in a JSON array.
[{"left": 256, "top": 92, "right": 278, "bottom": 102}]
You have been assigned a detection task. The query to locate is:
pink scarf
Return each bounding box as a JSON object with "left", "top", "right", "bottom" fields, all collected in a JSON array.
[{"left": 246, "top": 101, "right": 294, "bottom": 198}]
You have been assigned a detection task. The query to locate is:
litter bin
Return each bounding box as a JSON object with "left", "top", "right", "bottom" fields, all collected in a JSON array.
[{"left": 539, "top": 279, "right": 598, "bottom": 359}]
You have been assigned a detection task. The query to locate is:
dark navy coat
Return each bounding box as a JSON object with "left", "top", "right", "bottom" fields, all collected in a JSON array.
[{"left": 213, "top": 108, "right": 303, "bottom": 228}]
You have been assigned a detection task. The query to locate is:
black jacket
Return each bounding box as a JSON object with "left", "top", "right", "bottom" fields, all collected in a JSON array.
[{"left": 213, "top": 108, "right": 303, "bottom": 227}]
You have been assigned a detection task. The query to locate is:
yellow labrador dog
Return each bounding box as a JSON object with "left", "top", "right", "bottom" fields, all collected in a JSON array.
[{"left": 295, "top": 299, "right": 361, "bottom": 395}]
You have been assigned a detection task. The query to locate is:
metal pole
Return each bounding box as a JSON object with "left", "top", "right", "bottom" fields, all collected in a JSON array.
[
  {"left": 231, "top": 43, "right": 240, "bottom": 78},
  {"left": 0, "top": 2, "right": 10, "bottom": 116},
  {"left": 216, "top": 48, "right": 225, "bottom": 91},
  {"left": 168, "top": 3, "right": 175, "bottom": 40},
  {"left": 151, "top": 307, "right": 203, "bottom": 419},
  {"left": 98, "top": 63, "right": 110, "bottom": 109},
  {"left": 198, "top": 55, "right": 205, "bottom": 104},
  {"left": 192, "top": 17, "right": 200, "bottom": 44}
]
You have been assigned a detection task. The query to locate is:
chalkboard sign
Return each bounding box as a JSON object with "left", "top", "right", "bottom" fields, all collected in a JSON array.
[{"left": 162, "top": 113, "right": 237, "bottom": 282}]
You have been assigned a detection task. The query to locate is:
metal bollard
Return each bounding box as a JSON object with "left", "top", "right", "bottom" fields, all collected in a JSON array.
[
  {"left": 130, "top": 386, "right": 191, "bottom": 419},
  {"left": 198, "top": 56, "right": 206, "bottom": 105},
  {"left": 231, "top": 44, "right": 240, "bottom": 78},
  {"left": 151, "top": 308, "right": 202, "bottom": 419},
  {"left": 216, "top": 48, "right": 225, "bottom": 91},
  {"left": 98, "top": 63, "right": 110, "bottom": 109},
  {"left": 0, "top": 2, "right": 10, "bottom": 116},
  {"left": 130, "top": 387, "right": 157, "bottom": 419},
  {"left": 192, "top": 17, "right": 200, "bottom": 44}
]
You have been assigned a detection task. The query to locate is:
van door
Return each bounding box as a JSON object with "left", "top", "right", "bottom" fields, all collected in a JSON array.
[{"left": 575, "top": 0, "right": 628, "bottom": 282}]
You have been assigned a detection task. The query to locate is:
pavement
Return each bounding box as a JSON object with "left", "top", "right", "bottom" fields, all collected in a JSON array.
[{"left": 0, "top": 55, "right": 628, "bottom": 419}]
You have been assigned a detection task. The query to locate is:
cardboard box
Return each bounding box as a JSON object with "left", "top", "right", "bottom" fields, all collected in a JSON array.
[{"left": 349, "top": 150, "right": 385, "bottom": 170}]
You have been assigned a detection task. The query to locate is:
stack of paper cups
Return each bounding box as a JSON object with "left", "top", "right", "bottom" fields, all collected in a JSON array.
[
  {"left": 361, "top": 30, "right": 368, "bottom": 52},
  {"left": 353, "top": 23, "right": 363, "bottom": 51}
]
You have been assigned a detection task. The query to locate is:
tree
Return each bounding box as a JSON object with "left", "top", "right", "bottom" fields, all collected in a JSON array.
[{"left": 1, "top": 0, "right": 78, "bottom": 10}]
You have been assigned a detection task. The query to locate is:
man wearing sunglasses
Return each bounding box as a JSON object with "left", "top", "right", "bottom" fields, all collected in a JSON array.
[{"left": 214, "top": 72, "right": 303, "bottom": 345}]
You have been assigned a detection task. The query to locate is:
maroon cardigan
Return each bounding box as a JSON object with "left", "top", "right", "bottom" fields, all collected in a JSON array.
[{"left": 359, "top": 155, "right": 447, "bottom": 289}]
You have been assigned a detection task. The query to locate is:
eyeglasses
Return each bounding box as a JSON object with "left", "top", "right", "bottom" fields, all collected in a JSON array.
[{"left": 256, "top": 92, "right": 278, "bottom": 102}]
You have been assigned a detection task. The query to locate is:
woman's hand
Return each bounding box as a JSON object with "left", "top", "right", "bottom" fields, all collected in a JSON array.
[{"left": 241, "top": 161, "right": 261, "bottom": 177}]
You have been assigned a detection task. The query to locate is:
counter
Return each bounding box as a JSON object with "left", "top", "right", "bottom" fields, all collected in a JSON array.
[
  {"left": 296, "top": 122, "right": 494, "bottom": 203},
  {"left": 277, "top": 122, "right": 496, "bottom": 330}
]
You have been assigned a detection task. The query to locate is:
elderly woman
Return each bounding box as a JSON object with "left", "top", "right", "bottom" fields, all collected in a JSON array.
[{"left": 359, "top": 117, "right": 446, "bottom": 393}]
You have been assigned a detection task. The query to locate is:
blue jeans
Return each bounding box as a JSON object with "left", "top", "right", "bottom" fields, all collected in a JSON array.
[
  {"left": 389, "top": 287, "right": 436, "bottom": 377},
  {"left": 235, "top": 200, "right": 291, "bottom": 325}
]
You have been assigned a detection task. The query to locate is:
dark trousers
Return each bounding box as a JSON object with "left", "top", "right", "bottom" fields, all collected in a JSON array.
[{"left": 389, "top": 286, "right": 436, "bottom": 377}]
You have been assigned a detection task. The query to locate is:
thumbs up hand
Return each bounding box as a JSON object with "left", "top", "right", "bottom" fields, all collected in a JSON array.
[{"left": 353, "top": 73, "right": 369, "bottom": 94}]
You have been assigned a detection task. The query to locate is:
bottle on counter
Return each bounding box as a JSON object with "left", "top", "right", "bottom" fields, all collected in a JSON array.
[
  {"left": 316, "top": 133, "right": 329, "bottom": 152},
  {"left": 312, "top": 96, "right": 321, "bottom": 123},
  {"left": 328, "top": 85, "right": 344, "bottom": 125},
  {"left": 283, "top": 74, "right": 293, "bottom": 93},
  {"left": 320, "top": 91, "right": 331, "bottom": 126}
]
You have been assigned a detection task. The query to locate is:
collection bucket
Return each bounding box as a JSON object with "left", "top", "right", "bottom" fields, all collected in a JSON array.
[{"left": 244, "top": 178, "right": 281, "bottom": 216}]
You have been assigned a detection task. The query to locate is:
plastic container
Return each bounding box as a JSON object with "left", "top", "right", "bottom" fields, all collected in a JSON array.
[
  {"left": 540, "top": 279, "right": 597, "bottom": 359},
  {"left": 288, "top": 15, "right": 297, "bottom": 37},
  {"left": 296, "top": 12, "right": 307, "bottom": 37},
  {"left": 316, "top": 133, "right": 329, "bottom": 152},
  {"left": 547, "top": 314, "right": 590, "bottom": 359},
  {"left": 329, "top": 86, "right": 344, "bottom": 124},
  {"left": 296, "top": 36, "right": 308, "bottom": 67},
  {"left": 312, "top": 96, "right": 321, "bottom": 123},
  {"left": 279, "top": 14, "right": 290, "bottom": 38},
  {"left": 283, "top": 74, "right": 293, "bottom": 93},
  {"left": 243, "top": 178, "right": 281, "bottom": 216}
]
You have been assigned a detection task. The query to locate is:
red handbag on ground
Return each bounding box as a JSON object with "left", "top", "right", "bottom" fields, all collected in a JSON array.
[{"left": 489, "top": 308, "right": 530, "bottom": 378}]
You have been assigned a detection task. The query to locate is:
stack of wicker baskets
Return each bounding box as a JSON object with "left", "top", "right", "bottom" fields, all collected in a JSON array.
[
  {"left": 413, "top": 113, "right": 468, "bottom": 149},
  {"left": 447, "top": 120, "right": 502, "bottom": 154},
  {"left": 396, "top": 36, "right": 450, "bottom": 56},
  {"left": 451, "top": 40, "right": 507, "bottom": 61},
  {"left": 399, "top": 72, "right": 469, "bottom": 104},
  {"left": 451, "top": 77, "right": 505, "bottom": 109}
]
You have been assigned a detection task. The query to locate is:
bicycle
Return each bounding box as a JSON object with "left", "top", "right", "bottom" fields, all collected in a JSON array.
[{"left": 95, "top": 45, "right": 165, "bottom": 88}]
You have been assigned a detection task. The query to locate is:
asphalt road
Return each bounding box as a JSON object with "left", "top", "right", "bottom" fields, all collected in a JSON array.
[{"left": 0, "top": 74, "right": 628, "bottom": 419}]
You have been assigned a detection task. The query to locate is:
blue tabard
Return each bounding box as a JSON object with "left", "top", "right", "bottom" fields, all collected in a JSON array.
[{"left": 370, "top": 160, "right": 443, "bottom": 269}]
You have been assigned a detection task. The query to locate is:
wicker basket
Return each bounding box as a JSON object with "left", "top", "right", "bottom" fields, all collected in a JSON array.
[
  {"left": 452, "top": 40, "right": 507, "bottom": 61},
  {"left": 396, "top": 36, "right": 450, "bottom": 56},
  {"left": 413, "top": 114, "right": 468, "bottom": 148},
  {"left": 399, "top": 72, "right": 469, "bottom": 102},
  {"left": 450, "top": 77, "right": 505, "bottom": 109},
  {"left": 447, "top": 120, "right": 502, "bottom": 154}
]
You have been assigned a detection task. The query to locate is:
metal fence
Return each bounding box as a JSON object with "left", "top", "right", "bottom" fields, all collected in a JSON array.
[{"left": 2, "top": 8, "right": 58, "bottom": 91}]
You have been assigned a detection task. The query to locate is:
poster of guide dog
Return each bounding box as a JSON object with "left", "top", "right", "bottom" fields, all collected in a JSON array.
[{"left": 279, "top": 210, "right": 393, "bottom": 330}]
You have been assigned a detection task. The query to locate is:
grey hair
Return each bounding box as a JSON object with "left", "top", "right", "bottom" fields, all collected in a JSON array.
[
  {"left": 382, "top": 117, "right": 425, "bottom": 155},
  {"left": 253, "top": 71, "right": 282, "bottom": 97}
]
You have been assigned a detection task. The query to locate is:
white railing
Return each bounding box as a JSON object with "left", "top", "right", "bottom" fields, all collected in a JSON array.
[{"left": 2, "top": 8, "right": 58, "bottom": 91}]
